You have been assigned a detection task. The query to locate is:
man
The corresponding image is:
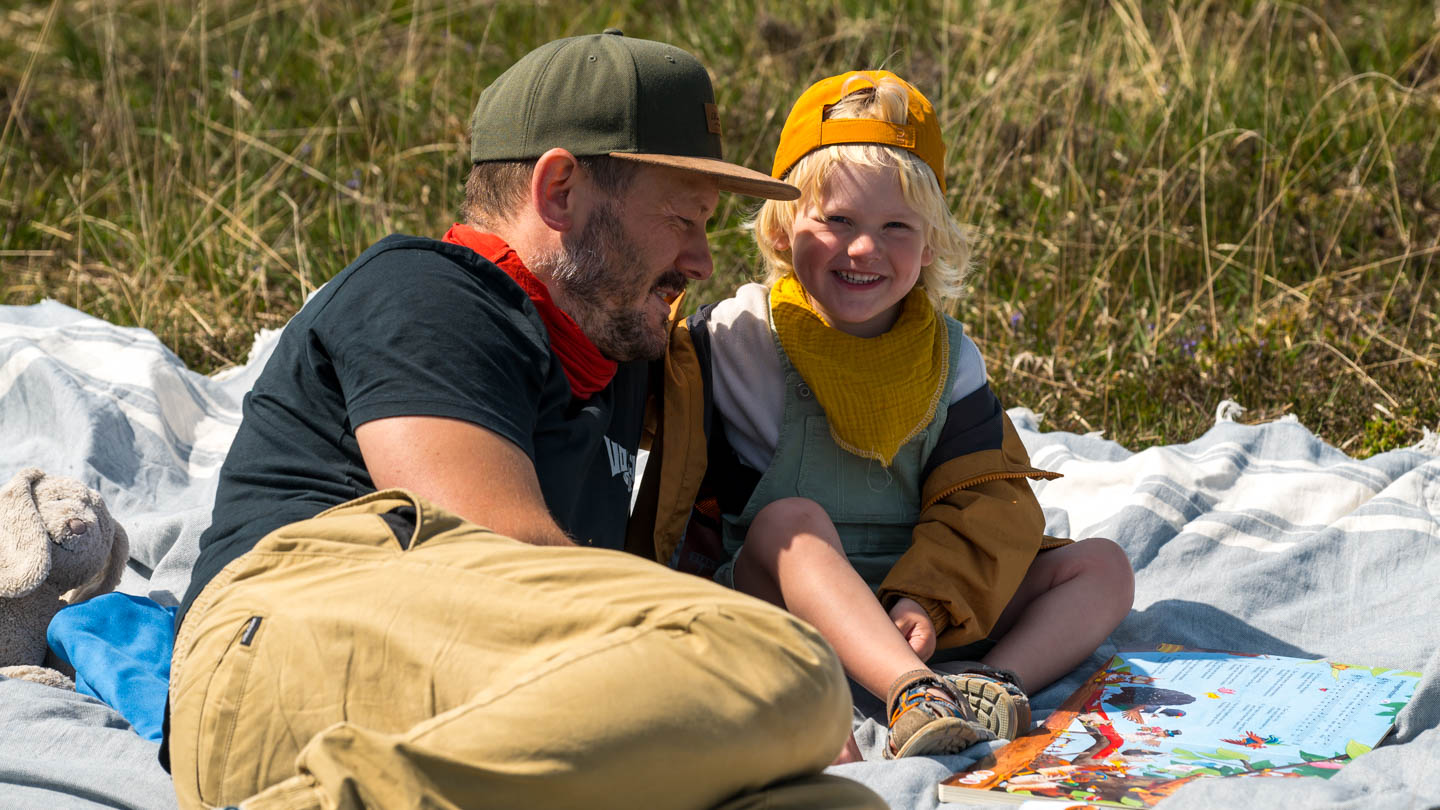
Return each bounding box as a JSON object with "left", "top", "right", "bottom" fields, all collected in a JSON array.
[{"left": 166, "top": 31, "right": 883, "bottom": 810}]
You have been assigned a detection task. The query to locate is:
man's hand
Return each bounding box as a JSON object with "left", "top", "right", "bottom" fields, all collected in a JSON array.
[
  {"left": 889, "top": 597, "right": 937, "bottom": 661},
  {"left": 356, "top": 415, "right": 574, "bottom": 546}
]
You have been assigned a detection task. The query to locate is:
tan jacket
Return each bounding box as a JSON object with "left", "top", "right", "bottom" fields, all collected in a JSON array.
[{"left": 627, "top": 313, "right": 1069, "bottom": 651}]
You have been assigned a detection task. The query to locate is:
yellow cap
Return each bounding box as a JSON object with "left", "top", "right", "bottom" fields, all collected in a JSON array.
[{"left": 770, "top": 70, "right": 946, "bottom": 192}]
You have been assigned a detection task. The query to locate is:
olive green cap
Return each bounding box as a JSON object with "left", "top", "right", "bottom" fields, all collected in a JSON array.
[{"left": 469, "top": 30, "right": 798, "bottom": 200}]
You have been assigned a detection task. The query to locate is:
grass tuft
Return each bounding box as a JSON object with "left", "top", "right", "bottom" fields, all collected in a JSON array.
[{"left": 3, "top": 0, "right": 1437, "bottom": 453}]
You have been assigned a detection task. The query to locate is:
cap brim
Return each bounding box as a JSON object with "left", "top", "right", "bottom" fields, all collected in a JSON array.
[{"left": 609, "top": 152, "right": 800, "bottom": 200}]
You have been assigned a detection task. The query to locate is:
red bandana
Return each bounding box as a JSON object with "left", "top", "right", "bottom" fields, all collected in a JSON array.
[{"left": 442, "top": 224, "right": 617, "bottom": 400}]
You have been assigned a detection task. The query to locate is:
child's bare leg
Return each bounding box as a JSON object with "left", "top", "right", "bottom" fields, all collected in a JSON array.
[
  {"left": 733, "top": 497, "right": 929, "bottom": 701},
  {"left": 981, "top": 538, "right": 1134, "bottom": 693},
  {"left": 736, "top": 497, "right": 978, "bottom": 762}
]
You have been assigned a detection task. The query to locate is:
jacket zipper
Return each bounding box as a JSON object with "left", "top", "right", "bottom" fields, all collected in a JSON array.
[{"left": 922, "top": 469, "right": 1062, "bottom": 511}]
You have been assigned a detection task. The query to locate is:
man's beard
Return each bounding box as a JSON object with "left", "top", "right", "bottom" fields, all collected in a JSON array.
[{"left": 540, "top": 202, "right": 684, "bottom": 362}]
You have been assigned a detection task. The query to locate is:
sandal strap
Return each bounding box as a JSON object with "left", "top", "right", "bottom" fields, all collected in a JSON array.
[
  {"left": 888, "top": 682, "right": 962, "bottom": 729},
  {"left": 884, "top": 669, "right": 951, "bottom": 718}
]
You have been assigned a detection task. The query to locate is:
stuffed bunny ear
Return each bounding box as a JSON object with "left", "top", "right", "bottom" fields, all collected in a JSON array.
[
  {"left": 66, "top": 518, "right": 129, "bottom": 604},
  {"left": 0, "top": 468, "right": 54, "bottom": 598}
]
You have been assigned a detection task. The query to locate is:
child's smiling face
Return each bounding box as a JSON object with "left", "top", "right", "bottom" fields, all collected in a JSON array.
[{"left": 781, "top": 163, "right": 932, "bottom": 337}]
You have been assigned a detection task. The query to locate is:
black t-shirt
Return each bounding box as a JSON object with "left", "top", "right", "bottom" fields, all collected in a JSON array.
[{"left": 178, "top": 235, "right": 647, "bottom": 627}]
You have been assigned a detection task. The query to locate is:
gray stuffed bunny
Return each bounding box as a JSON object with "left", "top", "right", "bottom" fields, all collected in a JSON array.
[{"left": 0, "top": 467, "right": 129, "bottom": 689}]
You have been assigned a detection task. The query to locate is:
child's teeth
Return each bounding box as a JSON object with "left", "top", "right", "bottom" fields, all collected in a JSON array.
[{"left": 837, "top": 270, "right": 879, "bottom": 284}]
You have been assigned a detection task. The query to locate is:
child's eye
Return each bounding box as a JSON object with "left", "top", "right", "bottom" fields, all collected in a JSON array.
[
  {"left": 825, "top": 215, "right": 851, "bottom": 225},
  {"left": 886, "top": 221, "right": 916, "bottom": 230}
]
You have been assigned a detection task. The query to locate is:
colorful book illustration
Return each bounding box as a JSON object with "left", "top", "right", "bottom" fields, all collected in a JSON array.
[{"left": 939, "top": 644, "right": 1420, "bottom": 807}]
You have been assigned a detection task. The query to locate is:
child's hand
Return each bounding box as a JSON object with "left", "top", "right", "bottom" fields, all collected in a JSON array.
[
  {"left": 831, "top": 732, "right": 864, "bottom": 765},
  {"left": 889, "top": 597, "right": 937, "bottom": 660}
]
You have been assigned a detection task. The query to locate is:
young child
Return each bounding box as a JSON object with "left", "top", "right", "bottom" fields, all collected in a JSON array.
[{"left": 692, "top": 71, "right": 1135, "bottom": 760}]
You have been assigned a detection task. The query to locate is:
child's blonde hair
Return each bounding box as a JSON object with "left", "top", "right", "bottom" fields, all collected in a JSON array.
[{"left": 754, "top": 74, "right": 970, "bottom": 307}]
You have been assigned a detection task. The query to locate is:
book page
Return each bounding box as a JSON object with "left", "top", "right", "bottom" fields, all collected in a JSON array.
[
  {"left": 941, "top": 647, "right": 1420, "bottom": 807},
  {"left": 1073, "top": 649, "right": 1414, "bottom": 764}
]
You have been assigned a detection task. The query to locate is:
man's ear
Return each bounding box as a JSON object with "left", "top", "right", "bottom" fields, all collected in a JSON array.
[{"left": 531, "top": 148, "right": 582, "bottom": 232}]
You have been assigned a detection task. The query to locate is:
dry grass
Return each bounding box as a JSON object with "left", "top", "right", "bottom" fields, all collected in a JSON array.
[{"left": 2, "top": 0, "right": 1437, "bottom": 453}]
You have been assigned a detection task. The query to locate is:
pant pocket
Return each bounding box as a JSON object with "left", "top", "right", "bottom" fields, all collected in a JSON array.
[{"left": 193, "top": 613, "right": 267, "bottom": 807}]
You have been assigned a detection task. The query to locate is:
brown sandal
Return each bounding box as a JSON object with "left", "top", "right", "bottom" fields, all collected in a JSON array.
[
  {"left": 939, "top": 663, "right": 1032, "bottom": 741},
  {"left": 884, "top": 669, "right": 995, "bottom": 759}
]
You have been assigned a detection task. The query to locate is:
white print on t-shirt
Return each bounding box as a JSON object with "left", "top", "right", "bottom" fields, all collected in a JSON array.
[{"left": 604, "top": 436, "right": 636, "bottom": 491}]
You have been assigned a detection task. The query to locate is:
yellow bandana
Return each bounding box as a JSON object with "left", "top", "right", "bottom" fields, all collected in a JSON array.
[{"left": 770, "top": 275, "right": 949, "bottom": 465}]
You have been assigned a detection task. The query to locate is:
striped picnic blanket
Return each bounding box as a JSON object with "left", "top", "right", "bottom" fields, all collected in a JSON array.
[{"left": 1, "top": 299, "right": 1436, "bottom": 810}]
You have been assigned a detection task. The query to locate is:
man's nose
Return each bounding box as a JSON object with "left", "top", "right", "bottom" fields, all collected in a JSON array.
[{"left": 678, "top": 231, "right": 714, "bottom": 281}]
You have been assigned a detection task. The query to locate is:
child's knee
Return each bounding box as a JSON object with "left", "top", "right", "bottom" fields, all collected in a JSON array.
[
  {"left": 750, "top": 497, "right": 833, "bottom": 544},
  {"left": 1073, "top": 537, "right": 1135, "bottom": 606}
]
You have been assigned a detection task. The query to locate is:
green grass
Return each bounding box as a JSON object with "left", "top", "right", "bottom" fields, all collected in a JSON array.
[{"left": 3, "top": 0, "right": 1437, "bottom": 454}]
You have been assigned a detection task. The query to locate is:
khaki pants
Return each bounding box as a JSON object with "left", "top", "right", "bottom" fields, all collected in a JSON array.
[{"left": 169, "top": 490, "right": 882, "bottom": 810}]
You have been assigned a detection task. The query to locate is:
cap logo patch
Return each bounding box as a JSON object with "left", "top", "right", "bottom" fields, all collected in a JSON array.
[{"left": 705, "top": 103, "right": 722, "bottom": 136}]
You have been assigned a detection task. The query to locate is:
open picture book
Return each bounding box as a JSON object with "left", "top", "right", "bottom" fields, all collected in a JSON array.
[{"left": 939, "top": 644, "right": 1421, "bottom": 807}]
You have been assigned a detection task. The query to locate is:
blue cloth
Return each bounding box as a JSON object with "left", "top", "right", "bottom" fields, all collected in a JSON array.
[{"left": 47, "top": 593, "right": 177, "bottom": 742}]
